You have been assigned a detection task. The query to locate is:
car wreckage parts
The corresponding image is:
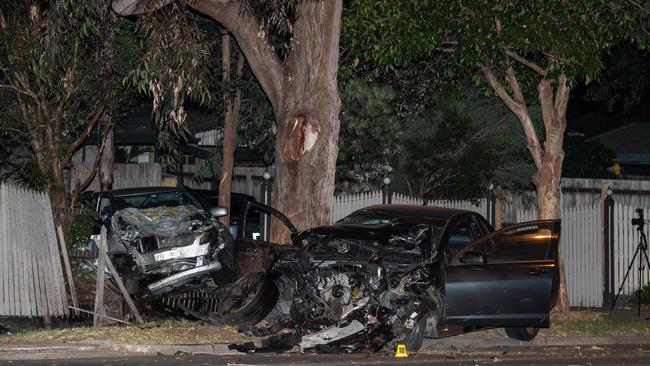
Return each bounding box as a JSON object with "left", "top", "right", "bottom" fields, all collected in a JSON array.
[{"left": 109, "top": 205, "right": 232, "bottom": 295}]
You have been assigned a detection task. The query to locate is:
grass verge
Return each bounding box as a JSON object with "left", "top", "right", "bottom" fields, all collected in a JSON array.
[
  {"left": 1, "top": 311, "right": 648, "bottom": 345},
  {"left": 0, "top": 319, "right": 253, "bottom": 345}
]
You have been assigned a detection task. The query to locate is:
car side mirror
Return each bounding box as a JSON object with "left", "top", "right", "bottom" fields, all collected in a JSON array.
[
  {"left": 210, "top": 206, "right": 228, "bottom": 218},
  {"left": 459, "top": 251, "right": 487, "bottom": 265}
]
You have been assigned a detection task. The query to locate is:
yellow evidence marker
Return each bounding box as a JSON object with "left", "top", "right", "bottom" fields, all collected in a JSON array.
[{"left": 395, "top": 344, "right": 408, "bottom": 357}]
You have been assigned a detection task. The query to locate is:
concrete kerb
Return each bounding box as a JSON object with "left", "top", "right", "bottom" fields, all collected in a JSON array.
[
  {"left": 422, "top": 335, "right": 650, "bottom": 350},
  {"left": 114, "top": 342, "right": 246, "bottom": 356}
]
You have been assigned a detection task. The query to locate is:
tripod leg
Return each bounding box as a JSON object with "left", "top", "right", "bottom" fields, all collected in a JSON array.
[{"left": 610, "top": 244, "right": 643, "bottom": 313}]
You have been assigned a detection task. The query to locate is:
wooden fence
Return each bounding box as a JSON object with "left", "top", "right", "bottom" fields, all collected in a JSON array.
[
  {"left": 332, "top": 191, "right": 383, "bottom": 222},
  {"left": 332, "top": 191, "right": 487, "bottom": 223},
  {"left": 0, "top": 184, "right": 69, "bottom": 317},
  {"left": 612, "top": 204, "right": 650, "bottom": 298},
  {"left": 516, "top": 204, "right": 603, "bottom": 308},
  {"left": 72, "top": 162, "right": 162, "bottom": 191}
]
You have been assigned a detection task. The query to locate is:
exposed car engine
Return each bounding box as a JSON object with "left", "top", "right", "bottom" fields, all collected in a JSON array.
[{"left": 263, "top": 225, "right": 444, "bottom": 353}]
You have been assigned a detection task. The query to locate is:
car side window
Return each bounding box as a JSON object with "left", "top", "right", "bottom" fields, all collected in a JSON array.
[
  {"left": 98, "top": 197, "right": 112, "bottom": 224},
  {"left": 483, "top": 224, "right": 553, "bottom": 262},
  {"left": 473, "top": 215, "right": 493, "bottom": 236},
  {"left": 447, "top": 220, "right": 476, "bottom": 259},
  {"left": 241, "top": 205, "right": 296, "bottom": 245}
]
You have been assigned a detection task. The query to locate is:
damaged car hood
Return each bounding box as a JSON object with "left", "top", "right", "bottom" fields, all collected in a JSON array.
[
  {"left": 112, "top": 205, "right": 210, "bottom": 237},
  {"left": 301, "top": 222, "right": 437, "bottom": 265}
]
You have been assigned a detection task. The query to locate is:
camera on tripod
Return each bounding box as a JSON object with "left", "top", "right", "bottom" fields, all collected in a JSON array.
[{"left": 631, "top": 208, "right": 647, "bottom": 229}]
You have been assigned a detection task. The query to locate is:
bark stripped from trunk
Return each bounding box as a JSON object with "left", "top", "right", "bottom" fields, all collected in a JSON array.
[
  {"left": 482, "top": 65, "right": 570, "bottom": 312},
  {"left": 218, "top": 33, "right": 245, "bottom": 228},
  {"left": 99, "top": 114, "right": 114, "bottom": 191},
  {"left": 188, "top": 0, "right": 343, "bottom": 243}
]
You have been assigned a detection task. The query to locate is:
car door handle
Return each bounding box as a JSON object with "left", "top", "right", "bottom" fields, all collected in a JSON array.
[{"left": 527, "top": 267, "right": 550, "bottom": 276}]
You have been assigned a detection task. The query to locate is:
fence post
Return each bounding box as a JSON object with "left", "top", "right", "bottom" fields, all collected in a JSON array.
[
  {"left": 382, "top": 177, "right": 392, "bottom": 204},
  {"left": 603, "top": 188, "right": 614, "bottom": 308},
  {"left": 261, "top": 171, "right": 272, "bottom": 241},
  {"left": 486, "top": 184, "right": 496, "bottom": 227}
]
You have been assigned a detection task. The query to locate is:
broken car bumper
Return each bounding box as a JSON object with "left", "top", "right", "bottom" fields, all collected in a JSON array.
[{"left": 148, "top": 261, "right": 223, "bottom": 295}]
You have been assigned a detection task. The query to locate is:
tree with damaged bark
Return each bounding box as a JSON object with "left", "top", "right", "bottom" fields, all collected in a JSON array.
[
  {"left": 114, "top": 0, "right": 343, "bottom": 241},
  {"left": 0, "top": 0, "right": 139, "bottom": 224},
  {"left": 344, "top": 0, "right": 647, "bottom": 312}
]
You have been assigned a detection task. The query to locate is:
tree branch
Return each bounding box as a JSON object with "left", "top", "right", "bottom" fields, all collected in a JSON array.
[
  {"left": 481, "top": 66, "right": 520, "bottom": 114},
  {"left": 64, "top": 107, "right": 105, "bottom": 166},
  {"left": 554, "top": 74, "right": 569, "bottom": 118},
  {"left": 111, "top": 0, "right": 173, "bottom": 15},
  {"left": 505, "top": 49, "right": 547, "bottom": 77},
  {"left": 538, "top": 78, "right": 554, "bottom": 136},
  {"left": 482, "top": 66, "right": 543, "bottom": 169},
  {"left": 189, "top": 0, "right": 285, "bottom": 113},
  {"left": 72, "top": 122, "right": 112, "bottom": 198},
  {"left": 505, "top": 66, "right": 525, "bottom": 105}
]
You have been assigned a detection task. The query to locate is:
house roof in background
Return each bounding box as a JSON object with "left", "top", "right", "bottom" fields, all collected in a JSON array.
[
  {"left": 85, "top": 111, "right": 219, "bottom": 145},
  {"left": 593, "top": 122, "right": 650, "bottom": 157}
]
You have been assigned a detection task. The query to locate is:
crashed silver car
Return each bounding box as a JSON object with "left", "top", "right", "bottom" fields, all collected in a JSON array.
[{"left": 84, "top": 187, "right": 234, "bottom": 296}]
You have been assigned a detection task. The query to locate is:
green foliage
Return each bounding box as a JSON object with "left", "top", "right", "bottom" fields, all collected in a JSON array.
[
  {"left": 630, "top": 282, "right": 650, "bottom": 306},
  {"left": 562, "top": 133, "right": 617, "bottom": 178},
  {"left": 126, "top": 1, "right": 215, "bottom": 166},
  {"left": 392, "top": 106, "right": 499, "bottom": 201},
  {"left": 0, "top": 0, "right": 142, "bottom": 190},
  {"left": 344, "top": 0, "right": 645, "bottom": 87},
  {"left": 336, "top": 78, "right": 401, "bottom": 192},
  {"left": 67, "top": 210, "right": 96, "bottom": 251},
  {"left": 16, "top": 160, "right": 49, "bottom": 191}
]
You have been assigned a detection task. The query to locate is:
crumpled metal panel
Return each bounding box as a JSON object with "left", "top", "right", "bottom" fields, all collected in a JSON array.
[{"left": 112, "top": 205, "right": 207, "bottom": 237}]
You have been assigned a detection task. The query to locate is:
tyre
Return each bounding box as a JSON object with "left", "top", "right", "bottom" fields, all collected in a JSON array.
[
  {"left": 216, "top": 272, "right": 279, "bottom": 326},
  {"left": 391, "top": 316, "right": 427, "bottom": 353},
  {"left": 505, "top": 327, "right": 539, "bottom": 341}
]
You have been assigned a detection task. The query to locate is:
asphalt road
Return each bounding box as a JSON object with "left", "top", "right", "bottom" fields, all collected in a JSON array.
[{"left": 1, "top": 345, "right": 649, "bottom": 366}]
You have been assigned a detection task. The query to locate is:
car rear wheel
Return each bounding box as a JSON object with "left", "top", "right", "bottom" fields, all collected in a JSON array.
[
  {"left": 389, "top": 315, "right": 426, "bottom": 353},
  {"left": 505, "top": 327, "right": 539, "bottom": 341}
]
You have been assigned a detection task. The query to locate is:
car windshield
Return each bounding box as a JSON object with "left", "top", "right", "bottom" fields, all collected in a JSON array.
[
  {"left": 114, "top": 191, "right": 205, "bottom": 211},
  {"left": 337, "top": 210, "right": 397, "bottom": 225}
]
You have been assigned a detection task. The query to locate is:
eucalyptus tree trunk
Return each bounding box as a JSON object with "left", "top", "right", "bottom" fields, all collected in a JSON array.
[
  {"left": 113, "top": 0, "right": 343, "bottom": 242},
  {"left": 188, "top": 0, "right": 343, "bottom": 243},
  {"left": 217, "top": 34, "right": 244, "bottom": 228},
  {"left": 482, "top": 66, "right": 570, "bottom": 312}
]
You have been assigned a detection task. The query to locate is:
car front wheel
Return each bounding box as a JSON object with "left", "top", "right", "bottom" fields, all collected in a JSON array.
[{"left": 505, "top": 327, "right": 539, "bottom": 341}]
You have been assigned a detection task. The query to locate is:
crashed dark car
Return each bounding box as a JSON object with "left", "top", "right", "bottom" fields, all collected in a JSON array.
[
  {"left": 82, "top": 187, "right": 234, "bottom": 296},
  {"left": 242, "top": 204, "right": 561, "bottom": 353}
]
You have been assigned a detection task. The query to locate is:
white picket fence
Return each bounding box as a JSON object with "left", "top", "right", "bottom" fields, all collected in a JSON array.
[
  {"left": 612, "top": 204, "right": 650, "bottom": 298},
  {"left": 332, "top": 191, "right": 383, "bottom": 222},
  {"left": 332, "top": 191, "right": 487, "bottom": 223},
  {"left": 516, "top": 204, "right": 603, "bottom": 308},
  {"left": 0, "top": 184, "right": 69, "bottom": 317}
]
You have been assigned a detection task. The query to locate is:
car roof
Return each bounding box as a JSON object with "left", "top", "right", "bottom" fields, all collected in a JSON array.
[
  {"left": 105, "top": 186, "right": 189, "bottom": 197},
  {"left": 190, "top": 189, "right": 256, "bottom": 202},
  {"left": 354, "top": 204, "right": 472, "bottom": 222}
]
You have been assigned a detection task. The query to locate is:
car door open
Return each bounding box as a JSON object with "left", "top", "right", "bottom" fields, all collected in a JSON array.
[
  {"left": 444, "top": 220, "right": 561, "bottom": 327},
  {"left": 234, "top": 202, "right": 298, "bottom": 275}
]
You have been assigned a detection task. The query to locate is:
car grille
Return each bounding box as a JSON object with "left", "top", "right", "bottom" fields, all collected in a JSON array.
[
  {"left": 138, "top": 234, "right": 196, "bottom": 253},
  {"left": 142, "top": 259, "right": 197, "bottom": 274}
]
